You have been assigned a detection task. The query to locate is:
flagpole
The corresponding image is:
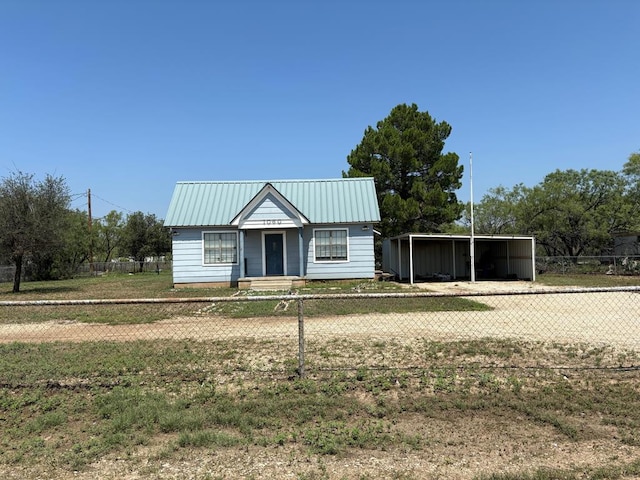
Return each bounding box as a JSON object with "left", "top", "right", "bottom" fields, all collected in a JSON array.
[{"left": 469, "top": 152, "right": 476, "bottom": 282}]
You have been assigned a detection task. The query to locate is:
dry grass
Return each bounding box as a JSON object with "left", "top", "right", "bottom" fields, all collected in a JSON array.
[{"left": 1, "top": 337, "right": 639, "bottom": 479}]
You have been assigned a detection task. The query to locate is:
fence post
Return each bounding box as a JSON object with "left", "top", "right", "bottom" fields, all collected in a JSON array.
[{"left": 297, "top": 297, "right": 305, "bottom": 379}]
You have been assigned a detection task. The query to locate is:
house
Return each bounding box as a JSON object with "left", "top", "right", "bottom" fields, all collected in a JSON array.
[
  {"left": 164, "top": 178, "right": 381, "bottom": 289},
  {"left": 383, "top": 233, "right": 536, "bottom": 284}
]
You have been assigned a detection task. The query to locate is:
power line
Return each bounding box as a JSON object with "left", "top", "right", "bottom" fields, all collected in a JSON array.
[
  {"left": 90, "top": 193, "right": 134, "bottom": 214},
  {"left": 70, "top": 190, "right": 134, "bottom": 215}
]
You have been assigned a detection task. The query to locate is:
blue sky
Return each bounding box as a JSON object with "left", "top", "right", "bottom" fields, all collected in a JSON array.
[{"left": 1, "top": 0, "right": 638, "bottom": 220}]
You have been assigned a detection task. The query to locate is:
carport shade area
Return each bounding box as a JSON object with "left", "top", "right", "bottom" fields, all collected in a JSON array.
[{"left": 383, "top": 234, "right": 536, "bottom": 284}]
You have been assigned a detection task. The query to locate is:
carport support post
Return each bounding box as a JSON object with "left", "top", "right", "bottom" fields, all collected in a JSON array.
[
  {"left": 297, "top": 297, "right": 305, "bottom": 378},
  {"left": 409, "top": 234, "right": 414, "bottom": 285}
]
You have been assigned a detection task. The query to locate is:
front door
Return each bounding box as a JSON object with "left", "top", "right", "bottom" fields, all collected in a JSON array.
[{"left": 265, "top": 233, "right": 284, "bottom": 276}]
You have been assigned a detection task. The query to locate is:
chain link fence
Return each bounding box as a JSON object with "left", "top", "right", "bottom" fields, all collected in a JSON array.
[
  {"left": 537, "top": 255, "right": 640, "bottom": 275},
  {"left": 1, "top": 287, "right": 639, "bottom": 387},
  {"left": 0, "top": 261, "right": 171, "bottom": 283},
  {"left": 2, "top": 256, "right": 637, "bottom": 283}
]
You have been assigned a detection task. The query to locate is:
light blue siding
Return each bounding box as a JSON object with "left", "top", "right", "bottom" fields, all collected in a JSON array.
[
  {"left": 243, "top": 230, "right": 263, "bottom": 277},
  {"left": 286, "top": 230, "right": 301, "bottom": 276},
  {"left": 171, "top": 224, "right": 375, "bottom": 284},
  {"left": 245, "top": 193, "right": 297, "bottom": 223},
  {"left": 171, "top": 228, "right": 240, "bottom": 284},
  {"left": 304, "top": 225, "right": 375, "bottom": 280}
]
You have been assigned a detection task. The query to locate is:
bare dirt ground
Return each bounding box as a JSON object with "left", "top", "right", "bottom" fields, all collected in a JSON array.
[{"left": 4, "top": 430, "right": 639, "bottom": 480}]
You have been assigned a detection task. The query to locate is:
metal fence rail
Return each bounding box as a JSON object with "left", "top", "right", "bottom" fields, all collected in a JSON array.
[{"left": 1, "top": 287, "right": 639, "bottom": 382}]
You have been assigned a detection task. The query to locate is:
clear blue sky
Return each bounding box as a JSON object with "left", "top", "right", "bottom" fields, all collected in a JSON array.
[{"left": 1, "top": 0, "right": 638, "bottom": 220}]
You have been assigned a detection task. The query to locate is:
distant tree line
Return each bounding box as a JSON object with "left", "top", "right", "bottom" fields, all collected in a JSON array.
[
  {"left": 346, "top": 103, "right": 639, "bottom": 260},
  {"left": 0, "top": 171, "right": 170, "bottom": 292},
  {"left": 459, "top": 152, "right": 640, "bottom": 257}
]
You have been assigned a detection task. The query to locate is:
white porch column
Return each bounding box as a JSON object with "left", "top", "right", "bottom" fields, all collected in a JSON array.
[{"left": 239, "top": 229, "right": 245, "bottom": 278}]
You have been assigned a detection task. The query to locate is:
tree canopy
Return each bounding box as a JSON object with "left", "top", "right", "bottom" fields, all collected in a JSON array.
[
  {"left": 0, "top": 170, "right": 172, "bottom": 291},
  {"left": 95, "top": 210, "right": 125, "bottom": 263},
  {"left": 344, "top": 103, "right": 464, "bottom": 238},
  {"left": 622, "top": 151, "right": 640, "bottom": 225},
  {"left": 469, "top": 167, "right": 635, "bottom": 257},
  {"left": 461, "top": 184, "right": 528, "bottom": 235},
  {"left": 0, "top": 171, "right": 71, "bottom": 292},
  {"left": 524, "top": 169, "right": 631, "bottom": 257},
  {"left": 121, "top": 212, "right": 171, "bottom": 272}
]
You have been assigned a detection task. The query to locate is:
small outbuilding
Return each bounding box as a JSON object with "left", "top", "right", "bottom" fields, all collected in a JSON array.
[
  {"left": 164, "top": 178, "right": 381, "bottom": 289},
  {"left": 382, "top": 233, "right": 536, "bottom": 284}
]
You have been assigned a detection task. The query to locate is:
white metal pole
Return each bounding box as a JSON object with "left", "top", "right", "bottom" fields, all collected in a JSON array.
[
  {"left": 469, "top": 152, "right": 476, "bottom": 282},
  {"left": 409, "top": 234, "right": 414, "bottom": 285}
]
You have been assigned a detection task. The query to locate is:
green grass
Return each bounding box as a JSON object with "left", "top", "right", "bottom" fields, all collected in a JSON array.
[
  {"left": 204, "top": 294, "right": 491, "bottom": 319},
  {"left": 1, "top": 270, "right": 638, "bottom": 301},
  {"left": 0, "top": 271, "right": 493, "bottom": 324},
  {"left": 0, "top": 270, "right": 234, "bottom": 300},
  {"left": 0, "top": 338, "right": 639, "bottom": 476},
  {"left": 535, "top": 272, "right": 640, "bottom": 288}
]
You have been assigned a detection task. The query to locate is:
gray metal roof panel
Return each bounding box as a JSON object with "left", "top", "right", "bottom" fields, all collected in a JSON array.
[{"left": 164, "top": 178, "right": 381, "bottom": 227}]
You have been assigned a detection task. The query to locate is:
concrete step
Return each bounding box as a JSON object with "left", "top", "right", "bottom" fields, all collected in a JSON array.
[{"left": 249, "top": 278, "right": 294, "bottom": 292}]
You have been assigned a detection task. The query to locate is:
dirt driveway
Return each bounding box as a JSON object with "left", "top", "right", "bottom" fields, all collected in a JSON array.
[{"left": 1, "top": 281, "right": 639, "bottom": 353}]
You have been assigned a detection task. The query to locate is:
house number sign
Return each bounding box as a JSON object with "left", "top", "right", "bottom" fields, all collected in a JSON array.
[{"left": 263, "top": 219, "right": 283, "bottom": 225}]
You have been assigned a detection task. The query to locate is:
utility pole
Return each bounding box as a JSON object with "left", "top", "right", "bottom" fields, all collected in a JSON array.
[{"left": 88, "top": 189, "right": 94, "bottom": 273}]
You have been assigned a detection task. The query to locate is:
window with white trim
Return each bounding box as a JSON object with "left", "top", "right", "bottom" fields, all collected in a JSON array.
[
  {"left": 203, "top": 232, "right": 238, "bottom": 264},
  {"left": 314, "top": 229, "right": 348, "bottom": 262}
]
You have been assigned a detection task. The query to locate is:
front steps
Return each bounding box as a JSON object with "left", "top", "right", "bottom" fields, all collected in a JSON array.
[{"left": 238, "top": 276, "right": 305, "bottom": 291}]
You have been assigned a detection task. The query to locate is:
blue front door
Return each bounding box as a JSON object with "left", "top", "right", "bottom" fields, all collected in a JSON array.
[{"left": 265, "top": 233, "right": 284, "bottom": 276}]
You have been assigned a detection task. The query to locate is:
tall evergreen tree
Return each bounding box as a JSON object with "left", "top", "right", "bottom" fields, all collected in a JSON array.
[{"left": 344, "top": 103, "right": 463, "bottom": 237}]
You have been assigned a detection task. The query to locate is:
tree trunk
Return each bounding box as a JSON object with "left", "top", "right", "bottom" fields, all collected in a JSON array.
[{"left": 13, "top": 254, "right": 23, "bottom": 293}]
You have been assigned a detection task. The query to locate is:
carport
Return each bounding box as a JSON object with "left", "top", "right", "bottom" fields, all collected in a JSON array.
[{"left": 382, "top": 233, "right": 536, "bottom": 284}]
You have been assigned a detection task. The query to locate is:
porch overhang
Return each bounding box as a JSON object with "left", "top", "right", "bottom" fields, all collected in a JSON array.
[{"left": 230, "top": 183, "right": 310, "bottom": 229}]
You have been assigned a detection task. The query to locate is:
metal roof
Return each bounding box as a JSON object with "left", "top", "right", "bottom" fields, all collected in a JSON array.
[
  {"left": 389, "top": 233, "right": 535, "bottom": 241},
  {"left": 164, "top": 178, "right": 381, "bottom": 227}
]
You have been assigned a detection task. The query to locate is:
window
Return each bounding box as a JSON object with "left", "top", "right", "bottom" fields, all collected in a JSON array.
[
  {"left": 314, "top": 229, "right": 348, "bottom": 262},
  {"left": 203, "top": 232, "right": 238, "bottom": 264}
]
